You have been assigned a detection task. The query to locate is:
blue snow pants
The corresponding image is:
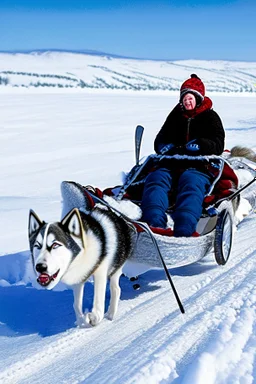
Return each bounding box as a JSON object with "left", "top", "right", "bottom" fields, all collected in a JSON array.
[{"left": 141, "top": 167, "right": 211, "bottom": 237}]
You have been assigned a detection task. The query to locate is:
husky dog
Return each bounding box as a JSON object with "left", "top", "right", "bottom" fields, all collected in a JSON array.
[{"left": 28, "top": 205, "right": 134, "bottom": 327}]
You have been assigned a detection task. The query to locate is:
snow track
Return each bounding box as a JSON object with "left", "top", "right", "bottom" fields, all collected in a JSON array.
[{"left": 1, "top": 214, "right": 255, "bottom": 384}]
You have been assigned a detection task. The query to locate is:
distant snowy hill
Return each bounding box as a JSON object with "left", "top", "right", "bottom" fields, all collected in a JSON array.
[{"left": 0, "top": 50, "right": 256, "bottom": 92}]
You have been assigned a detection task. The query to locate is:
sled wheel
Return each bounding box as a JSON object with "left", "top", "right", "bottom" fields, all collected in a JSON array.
[{"left": 214, "top": 209, "right": 233, "bottom": 265}]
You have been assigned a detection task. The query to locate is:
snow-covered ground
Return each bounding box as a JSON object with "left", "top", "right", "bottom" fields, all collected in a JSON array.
[
  {"left": 1, "top": 51, "right": 256, "bottom": 93},
  {"left": 0, "top": 88, "right": 256, "bottom": 384}
]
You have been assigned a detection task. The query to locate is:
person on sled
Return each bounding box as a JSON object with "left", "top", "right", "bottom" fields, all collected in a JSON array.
[{"left": 141, "top": 74, "right": 225, "bottom": 237}]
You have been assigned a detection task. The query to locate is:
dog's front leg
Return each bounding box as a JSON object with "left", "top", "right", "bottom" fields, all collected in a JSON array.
[
  {"left": 106, "top": 268, "right": 122, "bottom": 321},
  {"left": 85, "top": 270, "right": 107, "bottom": 326},
  {"left": 72, "top": 283, "right": 86, "bottom": 327}
]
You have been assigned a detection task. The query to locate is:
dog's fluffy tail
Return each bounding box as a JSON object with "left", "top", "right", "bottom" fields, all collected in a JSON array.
[{"left": 230, "top": 146, "right": 256, "bottom": 163}]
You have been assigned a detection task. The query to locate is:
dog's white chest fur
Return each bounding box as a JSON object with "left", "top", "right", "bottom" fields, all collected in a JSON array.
[{"left": 61, "top": 231, "right": 101, "bottom": 285}]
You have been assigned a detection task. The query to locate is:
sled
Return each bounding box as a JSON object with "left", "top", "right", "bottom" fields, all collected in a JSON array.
[{"left": 60, "top": 126, "right": 256, "bottom": 275}]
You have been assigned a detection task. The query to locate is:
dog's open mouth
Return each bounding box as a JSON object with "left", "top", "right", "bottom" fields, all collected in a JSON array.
[{"left": 37, "top": 270, "right": 60, "bottom": 287}]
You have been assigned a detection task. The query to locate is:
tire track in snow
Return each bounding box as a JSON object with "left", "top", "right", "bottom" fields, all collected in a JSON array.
[
  {"left": 122, "top": 251, "right": 256, "bottom": 384},
  {"left": 79, "top": 219, "right": 256, "bottom": 383},
  {"left": 1, "top": 217, "right": 256, "bottom": 384},
  {"left": 124, "top": 218, "right": 256, "bottom": 383},
  {"left": 17, "top": 244, "right": 256, "bottom": 384},
  {"left": 180, "top": 296, "right": 256, "bottom": 384}
]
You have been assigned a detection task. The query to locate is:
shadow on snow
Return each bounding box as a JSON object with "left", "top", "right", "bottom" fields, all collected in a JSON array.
[{"left": 0, "top": 259, "right": 163, "bottom": 338}]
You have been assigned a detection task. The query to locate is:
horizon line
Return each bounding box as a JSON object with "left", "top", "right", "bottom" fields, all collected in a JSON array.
[{"left": 0, "top": 48, "right": 255, "bottom": 63}]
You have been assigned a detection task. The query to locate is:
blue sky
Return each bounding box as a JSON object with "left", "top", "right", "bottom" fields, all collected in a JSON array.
[{"left": 1, "top": 0, "right": 255, "bottom": 61}]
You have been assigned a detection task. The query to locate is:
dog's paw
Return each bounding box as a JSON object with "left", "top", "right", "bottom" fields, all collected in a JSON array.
[
  {"left": 85, "top": 311, "right": 103, "bottom": 326},
  {"left": 105, "top": 310, "right": 115, "bottom": 321},
  {"left": 75, "top": 315, "right": 87, "bottom": 328}
]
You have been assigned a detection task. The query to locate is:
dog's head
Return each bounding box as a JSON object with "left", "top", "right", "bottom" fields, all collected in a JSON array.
[{"left": 28, "top": 208, "right": 85, "bottom": 289}]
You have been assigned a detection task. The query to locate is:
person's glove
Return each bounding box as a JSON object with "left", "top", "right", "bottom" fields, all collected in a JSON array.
[
  {"left": 186, "top": 139, "right": 200, "bottom": 152},
  {"left": 159, "top": 143, "right": 176, "bottom": 155}
]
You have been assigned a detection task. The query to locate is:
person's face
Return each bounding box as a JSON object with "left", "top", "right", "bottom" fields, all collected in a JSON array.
[{"left": 182, "top": 93, "right": 196, "bottom": 110}]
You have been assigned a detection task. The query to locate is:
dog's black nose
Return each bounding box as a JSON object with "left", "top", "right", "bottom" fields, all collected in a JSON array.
[{"left": 36, "top": 263, "right": 48, "bottom": 273}]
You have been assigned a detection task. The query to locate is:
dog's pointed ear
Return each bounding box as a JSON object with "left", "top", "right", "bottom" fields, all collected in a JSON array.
[
  {"left": 61, "top": 208, "right": 85, "bottom": 247},
  {"left": 28, "top": 209, "right": 43, "bottom": 238}
]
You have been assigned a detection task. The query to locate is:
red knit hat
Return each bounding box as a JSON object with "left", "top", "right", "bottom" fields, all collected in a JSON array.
[{"left": 180, "top": 74, "right": 205, "bottom": 104}]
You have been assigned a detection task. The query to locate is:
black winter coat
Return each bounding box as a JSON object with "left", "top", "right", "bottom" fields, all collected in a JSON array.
[{"left": 154, "top": 103, "right": 225, "bottom": 156}]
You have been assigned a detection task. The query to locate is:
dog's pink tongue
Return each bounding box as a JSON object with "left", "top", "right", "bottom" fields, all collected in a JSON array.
[{"left": 38, "top": 274, "right": 50, "bottom": 285}]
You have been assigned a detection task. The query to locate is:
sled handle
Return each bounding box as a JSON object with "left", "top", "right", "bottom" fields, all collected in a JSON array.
[{"left": 135, "top": 125, "right": 144, "bottom": 166}]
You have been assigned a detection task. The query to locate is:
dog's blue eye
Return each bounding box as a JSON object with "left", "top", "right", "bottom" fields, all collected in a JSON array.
[{"left": 52, "top": 242, "right": 61, "bottom": 249}]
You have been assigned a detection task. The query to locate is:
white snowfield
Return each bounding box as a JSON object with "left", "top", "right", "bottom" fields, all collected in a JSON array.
[
  {"left": 0, "top": 88, "right": 256, "bottom": 384},
  {"left": 0, "top": 51, "right": 256, "bottom": 93}
]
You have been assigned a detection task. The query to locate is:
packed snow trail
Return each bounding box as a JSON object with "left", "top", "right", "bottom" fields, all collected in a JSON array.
[{"left": 0, "top": 213, "right": 255, "bottom": 384}]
